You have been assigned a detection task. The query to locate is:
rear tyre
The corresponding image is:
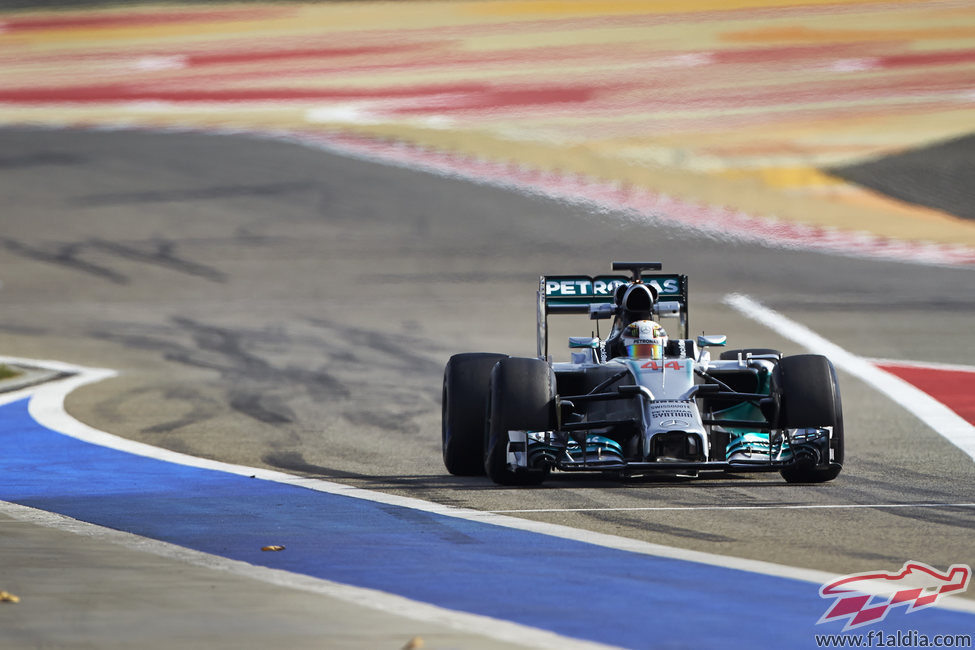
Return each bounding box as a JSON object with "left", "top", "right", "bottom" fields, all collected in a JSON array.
[
  {"left": 776, "top": 354, "right": 844, "bottom": 483},
  {"left": 485, "top": 357, "right": 555, "bottom": 486},
  {"left": 442, "top": 353, "right": 507, "bottom": 476},
  {"left": 720, "top": 348, "right": 782, "bottom": 360}
]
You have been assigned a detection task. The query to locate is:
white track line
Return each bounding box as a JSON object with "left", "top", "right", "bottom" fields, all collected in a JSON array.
[
  {"left": 2, "top": 354, "right": 975, "bottom": 618},
  {"left": 492, "top": 503, "right": 975, "bottom": 513},
  {"left": 724, "top": 293, "right": 975, "bottom": 463}
]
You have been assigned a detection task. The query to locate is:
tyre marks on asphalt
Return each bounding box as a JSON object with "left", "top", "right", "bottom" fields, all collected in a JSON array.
[
  {"left": 1, "top": 237, "right": 227, "bottom": 284},
  {"left": 86, "top": 315, "right": 443, "bottom": 440},
  {"left": 89, "top": 318, "right": 348, "bottom": 427},
  {"left": 71, "top": 181, "right": 319, "bottom": 207},
  {"left": 1, "top": 238, "right": 129, "bottom": 284}
]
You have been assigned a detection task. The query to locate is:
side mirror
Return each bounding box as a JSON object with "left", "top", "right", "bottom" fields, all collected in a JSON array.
[
  {"left": 653, "top": 301, "right": 681, "bottom": 318},
  {"left": 697, "top": 334, "right": 727, "bottom": 347},
  {"left": 568, "top": 337, "right": 599, "bottom": 349},
  {"left": 589, "top": 303, "right": 615, "bottom": 320}
]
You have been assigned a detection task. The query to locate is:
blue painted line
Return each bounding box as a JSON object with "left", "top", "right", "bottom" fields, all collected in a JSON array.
[{"left": 2, "top": 395, "right": 973, "bottom": 648}]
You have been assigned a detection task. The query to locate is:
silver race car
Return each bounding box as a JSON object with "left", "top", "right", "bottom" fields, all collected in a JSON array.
[{"left": 442, "top": 261, "right": 843, "bottom": 485}]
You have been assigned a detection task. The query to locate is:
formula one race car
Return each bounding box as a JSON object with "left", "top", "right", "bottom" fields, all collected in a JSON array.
[{"left": 442, "top": 262, "right": 844, "bottom": 485}]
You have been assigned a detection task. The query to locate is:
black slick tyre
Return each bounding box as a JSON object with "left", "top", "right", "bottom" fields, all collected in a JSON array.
[
  {"left": 442, "top": 353, "right": 507, "bottom": 476},
  {"left": 484, "top": 357, "right": 555, "bottom": 486},
  {"left": 776, "top": 354, "right": 844, "bottom": 483}
]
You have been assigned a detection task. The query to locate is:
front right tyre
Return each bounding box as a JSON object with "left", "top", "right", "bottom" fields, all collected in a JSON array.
[{"left": 775, "top": 354, "right": 844, "bottom": 483}]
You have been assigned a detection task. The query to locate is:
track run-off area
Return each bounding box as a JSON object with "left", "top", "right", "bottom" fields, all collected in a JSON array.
[{"left": 2, "top": 1, "right": 975, "bottom": 648}]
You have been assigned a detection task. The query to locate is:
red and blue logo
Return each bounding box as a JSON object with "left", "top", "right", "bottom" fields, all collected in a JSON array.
[{"left": 818, "top": 561, "right": 971, "bottom": 630}]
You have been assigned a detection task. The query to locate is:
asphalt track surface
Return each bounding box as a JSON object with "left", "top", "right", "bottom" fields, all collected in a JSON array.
[
  {"left": 1, "top": 126, "right": 974, "bottom": 646},
  {"left": 832, "top": 133, "right": 975, "bottom": 223}
]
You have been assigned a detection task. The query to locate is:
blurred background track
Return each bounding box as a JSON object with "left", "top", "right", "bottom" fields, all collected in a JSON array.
[{"left": 2, "top": 0, "right": 974, "bottom": 248}]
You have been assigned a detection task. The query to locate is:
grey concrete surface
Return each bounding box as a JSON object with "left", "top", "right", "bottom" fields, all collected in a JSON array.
[{"left": 0, "top": 126, "right": 973, "bottom": 645}]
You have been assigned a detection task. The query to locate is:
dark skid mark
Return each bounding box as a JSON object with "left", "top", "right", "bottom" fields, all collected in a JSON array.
[
  {"left": 586, "top": 510, "right": 737, "bottom": 544},
  {"left": 306, "top": 317, "right": 443, "bottom": 375},
  {"left": 173, "top": 317, "right": 269, "bottom": 373},
  {"left": 139, "top": 397, "right": 219, "bottom": 435},
  {"left": 141, "top": 416, "right": 208, "bottom": 435},
  {"left": 2, "top": 237, "right": 229, "bottom": 284},
  {"left": 89, "top": 384, "right": 220, "bottom": 435},
  {"left": 262, "top": 450, "right": 357, "bottom": 478},
  {"left": 0, "top": 323, "right": 50, "bottom": 335},
  {"left": 90, "top": 239, "right": 226, "bottom": 282},
  {"left": 2, "top": 238, "right": 128, "bottom": 284},
  {"left": 846, "top": 459, "right": 962, "bottom": 500},
  {"left": 844, "top": 547, "right": 904, "bottom": 564},
  {"left": 871, "top": 504, "right": 975, "bottom": 530},
  {"left": 260, "top": 452, "right": 463, "bottom": 489},
  {"left": 342, "top": 408, "right": 425, "bottom": 434},
  {"left": 229, "top": 391, "right": 294, "bottom": 424},
  {"left": 94, "top": 317, "right": 349, "bottom": 403},
  {"left": 373, "top": 271, "right": 534, "bottom": 284},
  {"left": 71, "top": 181, "right": 320, "bottom": 207},
  {"left": 0, "top": 151, "right": 86, "bottom": 168},
  {"left": 377, "top": 503, "right": 481, "bottom": 545}
]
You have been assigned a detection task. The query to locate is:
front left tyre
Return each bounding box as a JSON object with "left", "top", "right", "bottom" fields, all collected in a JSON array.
[{"left": 442, "top": 353, "right": 507, "bottom": 476}]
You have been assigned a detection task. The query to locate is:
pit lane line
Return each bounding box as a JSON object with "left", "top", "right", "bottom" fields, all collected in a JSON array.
[
  {"left": 2, "top": 356, "right": 974, "bottom": 650},
  {"left": 724, "top": 294, "right": 975, "bottom": 462}
]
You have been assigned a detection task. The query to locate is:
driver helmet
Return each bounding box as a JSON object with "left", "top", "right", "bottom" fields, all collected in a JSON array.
[{"left": 622, "top": 320, "right": 668, "bottom": 360}]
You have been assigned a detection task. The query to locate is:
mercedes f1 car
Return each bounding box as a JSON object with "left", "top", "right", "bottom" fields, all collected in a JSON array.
[{"left": 442, "top": 261, "right": 844, "bottom": 485}]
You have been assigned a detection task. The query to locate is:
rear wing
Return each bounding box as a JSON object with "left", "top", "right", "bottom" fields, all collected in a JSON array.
[{"left": 537, "top": 273, "right": 688, "bottom": 359}]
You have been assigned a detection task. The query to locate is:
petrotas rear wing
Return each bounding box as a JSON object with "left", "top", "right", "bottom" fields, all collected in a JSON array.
[
  {"left": 536, "top": 273, "right": 688, "bottom": 359},
  {"left": 542, "top": 275, "right": 629, "bottom": 311},
  {"left": 542, "top": 275, "right": 687, "bottom": 311}
]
